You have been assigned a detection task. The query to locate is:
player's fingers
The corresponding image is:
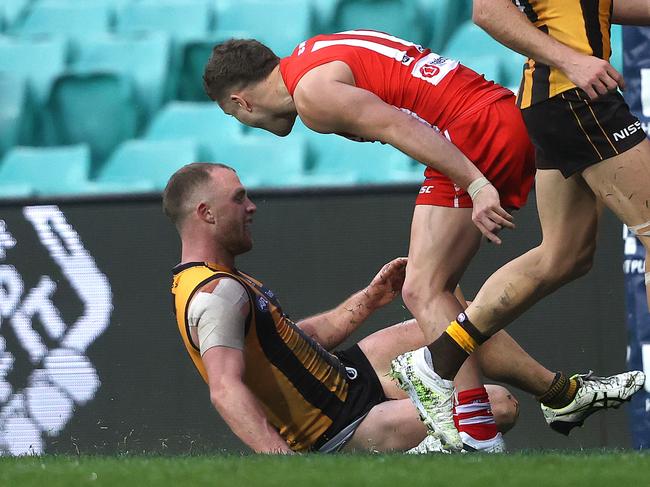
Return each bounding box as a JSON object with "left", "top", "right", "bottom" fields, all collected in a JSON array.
[
  {"left": 476, "top": 218, "right": 502, "bottom": 245},
  {"left": 491, "top": 211, "right": 515, "bottom": 230},
  {"left": 593, "top": 79, "right": 610, "bottom": 96},
  {"left": 582, "top": 84, "right": 599, "bottom": 100},
  {"left": 607, "top": 65, "right": 626, "bottom": 90},
  {"left": 601, "top": 72, "right": 619, "bottom": 92}
]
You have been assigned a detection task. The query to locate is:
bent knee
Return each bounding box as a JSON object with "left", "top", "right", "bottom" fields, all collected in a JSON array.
[
  {"left": 486, "top": 385, "right": 519, "bottom": 434},
  {"left": 537, "top": 241, "right": 596, "bottom": 283},
  {"left": 401, "top": 275, "right": 454, "bottom": 313}
]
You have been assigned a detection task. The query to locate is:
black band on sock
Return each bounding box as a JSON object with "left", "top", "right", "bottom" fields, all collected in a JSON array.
[
  {"left": 457, "top": 312, "right": 490, "bottom": 345},
  {"left": 538, "top": 372, "right": 569, "bottom": 408}
]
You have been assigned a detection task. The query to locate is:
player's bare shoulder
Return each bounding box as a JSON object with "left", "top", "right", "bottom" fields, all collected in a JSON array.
[{"left": 294, "top": 61, "right": 356, "bottom": 132}]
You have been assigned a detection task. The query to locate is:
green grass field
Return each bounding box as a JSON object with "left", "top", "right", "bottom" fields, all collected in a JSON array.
[{"left": 2, "top": 451, "right": 650, "bottom": 487}]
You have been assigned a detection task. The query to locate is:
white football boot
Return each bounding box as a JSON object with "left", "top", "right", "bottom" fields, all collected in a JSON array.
[
  {"left": 390, "top": 347, "right": 462, "bottom": 452},
  {"left": 541, "top": 370, "right": 645, "bottom": 435}
]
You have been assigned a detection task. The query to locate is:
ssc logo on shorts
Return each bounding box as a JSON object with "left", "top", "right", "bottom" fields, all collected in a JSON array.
[
  {"left": 420, "top": 64, "right": 440, "bottom": 78},
  {"left": 257, "top": 296, "right": 269, "bottom": 312}
]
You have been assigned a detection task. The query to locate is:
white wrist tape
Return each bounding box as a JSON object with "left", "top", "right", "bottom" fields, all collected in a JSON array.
[{"left": 468, "top": 177, "right": 491, "bottom": 201}]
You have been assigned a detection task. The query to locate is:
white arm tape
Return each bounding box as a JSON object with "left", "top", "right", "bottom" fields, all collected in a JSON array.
[
  {"left": 468, "top": 176, "right": 491, "bottom": 201},
  {"left": 188, "top": 278, "right": 249, "bottom": 355},
  {"left": 629, "top": 220, "right": 650, "bottom": 237}
]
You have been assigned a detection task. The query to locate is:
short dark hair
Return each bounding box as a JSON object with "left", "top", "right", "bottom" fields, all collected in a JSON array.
[
  {"left": 203, "top": 39, "right": 279, "bottom": 103},
  {"left": 163, "top": 162, "right": 235, "bottom": 229}
]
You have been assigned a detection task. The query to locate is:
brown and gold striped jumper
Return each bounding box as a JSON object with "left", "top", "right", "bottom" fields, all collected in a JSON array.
[
  {"left": 514, "top": 0, "right": 613, "bottom": 108},
  {"left": 171, "top": 262, "right": 349, "bottom": 452}
]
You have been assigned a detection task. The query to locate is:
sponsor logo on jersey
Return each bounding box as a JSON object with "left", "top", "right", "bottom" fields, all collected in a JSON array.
[
  {"left": 420, "top": 64, "right": 440, "bottom": 78},
  {"left": 257, "top": 296, "right": 269, "bottom": 312},
  {"left": 613, "top": 120, "right": 643, "bottom": 141},
  {"left": 419, "top": 185, "right": 435, "bottom": 194},
  {"left": 401, "top": 54, "right": 414, "bottom": 66}
]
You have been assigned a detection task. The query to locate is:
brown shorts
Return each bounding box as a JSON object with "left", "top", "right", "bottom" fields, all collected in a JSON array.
[{"left": 522, "top": 88, "right": 646, "bottom": 178}]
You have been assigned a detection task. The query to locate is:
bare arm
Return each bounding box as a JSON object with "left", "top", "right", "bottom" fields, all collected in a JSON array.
[
  {"left": 204, "top": 346, "right": 294, "bottom": 454},
  {"left": 612, "top": 0, "right": 650, "bottom": 25},
  {"left": 297, "top": 258, "right": 407, "bottom": 350},
  {"left": 294, "top": 63, "right": 514, "bottom": 244},
  {"left": 472, "top": 0, "right": 625, "bottom": 99}
]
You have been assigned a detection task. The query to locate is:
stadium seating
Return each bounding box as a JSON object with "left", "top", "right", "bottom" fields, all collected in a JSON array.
[
  {"left": 0, "top": 35, "right": 66, "bottom": 107},
  {"left": 610, "top": 23, "right": 623, "bottom": 73},
  {"left": 331, "top": 0, "right": 427, "bottom": 47},
  {"left": 213, "top": 0, "right": 310, "bottom": 56},
  {"left": 146, "top": 101, "right": 244, "bottom": 159},
  {"left": 72, "top": 32, "right": 172, "bottom": 119},
  {"left": 116, "top": 0, "right": 212, "bottom": 39},
  {"left": 94, "top": 138, "right": 200, "bottom": 191},
  {"left": 417, "top": 0, "right": 470, "bottom": 50},
  {"left": 0, "top": 74, "right": 28, "bottom": 158},
  {"left": 0, "top": 144, "right": 91, "bottom": 196},
  {"left": 204, "top": 133, "right": 308, "bottom": 187},
  {"left": 306, "top": 133, "right": 420, "bottom": 185},
  {"left": 116, "top": 0, "right": 213, "bottom": 98},
  {"left": 177, "top": 36, "right": 225, "bottom": 101},
  {"left": 12, "top": 2, "right": 111, "bottom": 55},
  {"left": 47, "top": 72, "right": 140, "bottom": 166},
  {"left": 310, "top": 0, "right": 338, "bottom": 32},
  {"left": 444, "top": 21, "right": 526, "bottom": 89},
  {"left": 1, "top": 0, "right": 31, "bottom": 31}
]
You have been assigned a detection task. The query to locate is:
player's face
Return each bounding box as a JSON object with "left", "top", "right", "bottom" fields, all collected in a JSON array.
[{"left": 211, "top": 169, "right": 257, "bottom": 255}]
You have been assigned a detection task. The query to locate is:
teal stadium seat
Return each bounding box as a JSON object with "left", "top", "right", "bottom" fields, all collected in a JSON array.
[
  {"left": 0, "top": 35, "right": 66, "bottom": 108},
  {"left": 146, "top": 101, "right": 244, "bottom": 160},
  {"left": 177, "top": 36, "right": 226, "bottom": 101},
  {"left": 204, "top": 134, "right": 308, "bottom": 188},
  {"left": 116, "top": 0, "right": 213, "bottom": 98},
  {"left": 12, "top": 2, "right": 110, "bottom": 55},
  {"left": 0, "top": 35, "right": 66, "bottom": 145},
  {"left": 445, "top": 21, "right": 526, "bottom": 90},
  {"left": 0, "top": 74, "right": 28, "bottom": 157},
  {"left": 116, "top": 0, "right": 212, "bottom": 39},
  {"left": 307, "top": 134, "right": 420, "bottom": 185},
  {"left": 95, "top": 138, "right": 199, "bottom": 191},
  {"left": 73, "top": 32, "right": 171, "bottom": 119},
  {"left": 213, "top": 0, "right": 310, "bottom": 56},
  {"left": 416, "top": 0, "right": 468, "bottom": 51},
  {"left": 0, "top": 144, "right": 91, "bottom": 196},
  {"left": 48, "top": 72, "right": 140, "bottom": 165},
  {"left": 331, "top": 0, "right": 427, "bottom": 46},
  {"left": 1, "top": 0, "right": 31, "bottom": 31},
  {"left": 311, "top": 0, "right": 338, "bottom": 32},
  {"left": 610, "top": 23, "right": 622, "bottom": 73}
]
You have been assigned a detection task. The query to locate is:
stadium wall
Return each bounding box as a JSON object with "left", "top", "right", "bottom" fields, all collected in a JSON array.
[{"left": 0, "top": 186, "right": 631, "bottom": 455}]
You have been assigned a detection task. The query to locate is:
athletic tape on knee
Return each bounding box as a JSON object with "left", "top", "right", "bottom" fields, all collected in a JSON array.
[{"left": 628, "top": 220, "right": 650, "bottom": 237}]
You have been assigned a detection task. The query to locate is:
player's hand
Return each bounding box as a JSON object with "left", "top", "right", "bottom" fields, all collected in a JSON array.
[
  {"left": 471, "top": 184, "right": 514, "bottom": 245},
  {"left": 364, "top": 257, "right": 408, "bottom": 308},
  {"left": 561, "top": 53, "right": 625, "bottom": 100}
]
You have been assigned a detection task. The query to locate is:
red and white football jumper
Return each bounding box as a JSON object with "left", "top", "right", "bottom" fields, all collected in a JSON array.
[{"left": 280, "top": 30, "right": 535, "bottom": 209}]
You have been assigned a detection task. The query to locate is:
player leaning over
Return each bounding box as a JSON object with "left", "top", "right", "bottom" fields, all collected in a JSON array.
[{"left": 202, "top": 30, "right": 534, "bottom": 451}]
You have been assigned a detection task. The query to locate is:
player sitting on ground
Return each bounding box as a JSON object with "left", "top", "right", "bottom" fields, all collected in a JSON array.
[{"left": 163, "top": 162, "right": 640, "bottom": 453}]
